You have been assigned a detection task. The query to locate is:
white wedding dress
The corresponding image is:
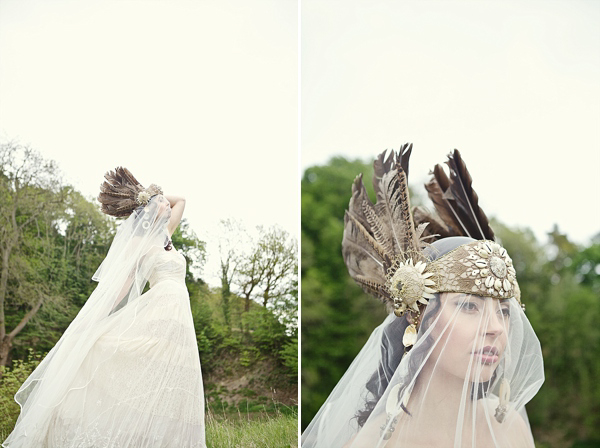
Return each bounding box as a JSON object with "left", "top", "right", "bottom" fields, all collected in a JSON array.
[{"left": 4, "top": 248, "right": 206, "bottom": 448}]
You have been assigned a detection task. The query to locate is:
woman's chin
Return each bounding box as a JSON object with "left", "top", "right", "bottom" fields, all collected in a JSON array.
[{"left": 469, "top": 367, "right": 495, "bottom": 383}]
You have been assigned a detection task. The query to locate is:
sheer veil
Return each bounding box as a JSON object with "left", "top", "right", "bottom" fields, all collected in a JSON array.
[
  {"left": 3, "top": 195, "right": 172, "bottom": 447},
  {"left": 302, "top": 237, "right": 544, "bottom": 448}
]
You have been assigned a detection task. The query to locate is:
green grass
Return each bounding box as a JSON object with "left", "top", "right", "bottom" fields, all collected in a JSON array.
[
  {"left": 206, "top": 409, "right": 298, "bottom": 448},
  {"left": 0, "top": 409, "right": 298, "bottom": 447}
]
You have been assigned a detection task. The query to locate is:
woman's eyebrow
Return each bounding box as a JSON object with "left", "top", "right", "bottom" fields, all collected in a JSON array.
[{"left": 452, "top": 294, "right": 484, "bottom": 302}]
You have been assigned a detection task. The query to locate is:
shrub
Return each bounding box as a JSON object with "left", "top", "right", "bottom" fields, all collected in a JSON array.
[
  {"left": 279, "top": 337, "right": 298, "bottom": 379},
  {"left": 0, "top": 349, "right": 43, "bottom": 435}
]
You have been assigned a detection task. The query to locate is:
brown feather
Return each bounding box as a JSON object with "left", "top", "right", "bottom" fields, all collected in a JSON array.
[
  {"left": 425, "top": 164, "right": 472, "bottom": 236},
  {"left": 97, "top": 167, "right": 145, "bottom": 218},
  {"left": 372, "top": 150, "right": 396, "bottom": 200},
  {"left": 373, "top": 170, "right": 410, "bottom": 255},
  {"left": 353, "top": 275, "right": 391, "bottom": 307},
  {"left": 342, "top": 211, "right": 388, "bottom": 299},
  {"left": 445, "top": 150, "right": 495, "bottom": 240},
  {"left": 396, "top": 167, "right": 419, "bottom": 253},
  {"left": 347, "top": 213, "right": 387, "bottom": 262},
  {"left": 347, "top": 174, "right": 393, "bottom": 267},
  {"left": 363, "top": 203, "right": 394, "bottom": 262},
  {"left": 412, "top": 206, "right": 453, "bottom": 241},
  {"left": 422, "top": 151, "right": 495, "bottom": 240},
  {"left": 395, "top": 142, "right": 413, "bottom": 180},
  {"left": 348, "top": 174, "right": 374, "bottom": 236}
]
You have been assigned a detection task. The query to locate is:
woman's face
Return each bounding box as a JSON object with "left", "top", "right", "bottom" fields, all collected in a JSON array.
[
  {"left": 140, "top": 196, "right": 171, "bottom": 230},
  {"left": 155, "top": 196, "right": 171, "bottom": 220},
  {"left": 427, "top": 293, "right": 510, "bottom": 383}
]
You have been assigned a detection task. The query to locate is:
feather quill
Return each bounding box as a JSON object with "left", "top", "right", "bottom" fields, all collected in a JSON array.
[
  {"left": 425, "top": 164, "right": 470, "bottom": 236},
  {"left": 395, "top": 166, "right": 419, "bottom": 254},
  {"left": 445, "top": 150, "right": 494, "bottom": 240},
  {"left": 422, "top": 150, "right": 494, "bottom": 240}
]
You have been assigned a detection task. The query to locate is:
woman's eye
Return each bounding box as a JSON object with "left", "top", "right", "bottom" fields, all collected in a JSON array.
[
  {"left": 499, "top": 308, "right": 511, "bottom": 317},
  {"left": 460, "top": 302, "right": 478, "bottom": 312}
]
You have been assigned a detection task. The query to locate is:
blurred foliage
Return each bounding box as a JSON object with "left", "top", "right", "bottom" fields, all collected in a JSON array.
[
  {"left": 301, "top": 156, "right": 600, "bottom": 448},
  {"left": 301, "top": 157, "right": 387, "bottom": 429}
]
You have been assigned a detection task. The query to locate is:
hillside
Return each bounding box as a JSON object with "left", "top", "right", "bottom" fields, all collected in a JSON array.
[{"left": 190, "top": 281, "right": 298, "bottom": 415}]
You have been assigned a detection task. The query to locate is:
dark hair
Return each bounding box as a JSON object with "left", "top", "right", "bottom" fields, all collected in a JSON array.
[{"left": 355, "top": 296, "right": 441, "bottom": 427}]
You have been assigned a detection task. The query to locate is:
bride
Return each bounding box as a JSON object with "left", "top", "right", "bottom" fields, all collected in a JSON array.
[
  {"left": 301, "top": 146, "right": 545, "bottom": 447},
  {"left": 2, "top": 168, "right": 205, "bottom": 448}
]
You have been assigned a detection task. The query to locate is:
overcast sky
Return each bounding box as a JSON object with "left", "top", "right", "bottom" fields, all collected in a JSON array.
[
  {"left": 1, "top": 0, "right": 599, "bottom": 289},
  {"left": 302, "top": 0, "right": 600, "bottom": 246},
  {"left": 0, "top": 0, "right": 298, "bottom": 285}
]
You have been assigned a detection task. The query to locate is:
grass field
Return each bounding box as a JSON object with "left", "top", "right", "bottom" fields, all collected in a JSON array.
[
  {"left": 0, "top": 410, "right": 298, "bottom": 447},
  {"left": 206, "top": 409, "right": 298, "bottom": 448}
]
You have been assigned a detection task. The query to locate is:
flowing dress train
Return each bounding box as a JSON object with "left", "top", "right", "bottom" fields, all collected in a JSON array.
[{"left": 4, "top": 248, "right": 205, "bottom": 448}]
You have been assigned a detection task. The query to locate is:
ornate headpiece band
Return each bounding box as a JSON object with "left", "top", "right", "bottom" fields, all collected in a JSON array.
[
  {"left": 97, "top": 167, "right": 163, "bottom": 218},
  {"left": 342, "top": 145, "right": 522, "bottom": 347},
  {"left": 136, "top": 184, "right": 163, "bottom": 206}
]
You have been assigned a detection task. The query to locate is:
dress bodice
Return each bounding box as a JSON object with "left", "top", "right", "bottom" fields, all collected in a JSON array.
[{"left": 147, "top": 249, "right": 186, "bottom": 288}]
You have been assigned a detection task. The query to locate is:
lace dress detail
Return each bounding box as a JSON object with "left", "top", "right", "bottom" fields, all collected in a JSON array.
[{"left": 40, "top": 249, "right": 206, "bottom": 448}]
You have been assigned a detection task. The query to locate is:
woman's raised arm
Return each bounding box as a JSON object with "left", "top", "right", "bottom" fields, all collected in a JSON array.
[{"left": 165, "top": 195, "right": 186, "bottom": 236}]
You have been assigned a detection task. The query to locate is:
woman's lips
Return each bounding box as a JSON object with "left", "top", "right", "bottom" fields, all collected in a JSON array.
[
  {"left": 476, "top": 353, "right": 499, "bottom": 365},
  {"left": 473, "top": 346, "right": 500, "bottom": 365}
]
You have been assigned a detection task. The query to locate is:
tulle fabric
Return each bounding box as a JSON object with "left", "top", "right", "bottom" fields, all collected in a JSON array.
[
  {"left": 302, "top": 298, "right": 543, "bottom": 448},
  {"left": 302, "top": 238, "right": 544, "bottom": 448},
  {"left": 2, "top": 195, "right": 205, "bottom": 448}
]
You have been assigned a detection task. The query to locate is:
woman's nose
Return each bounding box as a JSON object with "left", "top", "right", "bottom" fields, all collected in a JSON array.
[{"left": 484, "top": 304, "right": 506, "bottom": 336}]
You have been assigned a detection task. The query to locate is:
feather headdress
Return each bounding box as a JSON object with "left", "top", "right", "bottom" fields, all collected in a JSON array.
[
  {"left": 98, "top": 167, "right": 163, "bottom": 218},
  {"left": 413, "top": 149, "right": 494, "bottom": 242},
  {"left": 342, "top": 146, "right": 520, "bottom": 330}
]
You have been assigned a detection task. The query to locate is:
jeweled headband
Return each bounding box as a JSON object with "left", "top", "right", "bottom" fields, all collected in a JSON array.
[{"left": 342, "top": 145, "right": 521, "bottom": 345}]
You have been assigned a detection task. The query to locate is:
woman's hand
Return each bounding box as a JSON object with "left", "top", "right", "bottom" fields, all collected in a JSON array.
[{"left": 164, "top": 195, "right": 185, "bottom": 236}]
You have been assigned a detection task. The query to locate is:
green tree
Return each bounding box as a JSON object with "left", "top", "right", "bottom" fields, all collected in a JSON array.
[
  {"left": 10, "top": 188, "right": 114, "bottom": 361},
  {"left": 480, "top": 223, "right": 600, "bottom": 446},
  {"left": 255, "top": 226, "right": 297, "bottom": 309},
  {"left": 171, "top": 218, "right": 207, "bottom": 283},
  {"left": 217, "top": 219, "right": 245, "bottom": 331},
  {"left": 238, "top": 241, "right": 265, "bottom": 313},
  {"left": 0, "top": 143, "right": 65, "bottom": 369},
  {"left": 301, "top": 156, "right": 389, "bottom": 428},
  {"left": 279, "top": 336, "right": 298, "bottom": 379},
  {"left": 190, "top": 284, "right": 224, "bottom": 373}
]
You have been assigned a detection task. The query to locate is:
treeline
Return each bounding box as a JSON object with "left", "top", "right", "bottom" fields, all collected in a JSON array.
[
  {"left": 301, "top": 156, "right": 600, "bottom": 448},
  {"left": 0, "top": 142, "right": 297, "bottom": 425},
  {"left": 189, "top": 218, "right": 298, "bottom": 383},
  {"left": 0, "top": 143, "right": 115, "bottom": 366}
]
